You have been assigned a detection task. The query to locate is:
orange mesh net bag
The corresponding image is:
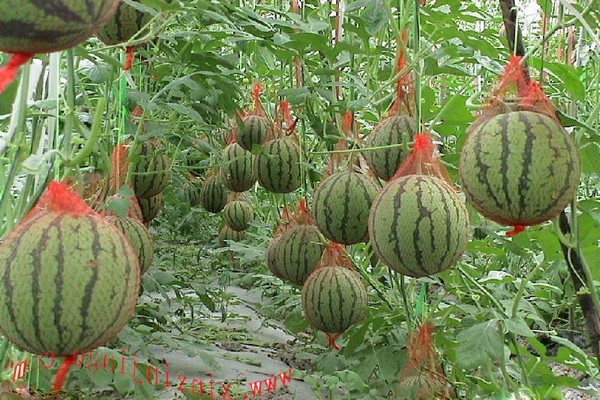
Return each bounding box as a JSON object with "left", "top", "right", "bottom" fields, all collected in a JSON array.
[
  {"left": 459, "top": 56, "right": 581, "bottom": 237},
  {"left": 398, "top": 321, "right": 454, "bottom": 399},
  {"left": 363, "top": 30, "right": 419, "bottom": 182}
]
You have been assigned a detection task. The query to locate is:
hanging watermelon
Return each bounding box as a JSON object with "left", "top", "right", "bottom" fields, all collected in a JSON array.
[{"left": 0, "top": 1, "right": 120, "bottom": 93}]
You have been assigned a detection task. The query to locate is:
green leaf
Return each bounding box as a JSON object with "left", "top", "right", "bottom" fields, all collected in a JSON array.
[{"left": 456, "top": 320, "right": 504, "bottom": 369}]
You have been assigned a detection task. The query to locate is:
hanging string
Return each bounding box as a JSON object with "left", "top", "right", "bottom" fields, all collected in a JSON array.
[{"left": 52, "top": 354, "right": 78, "bottom": 392}]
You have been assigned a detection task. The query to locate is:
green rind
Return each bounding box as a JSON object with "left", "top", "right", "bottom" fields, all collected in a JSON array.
[
  {"left": 131, "top": 140, "right": 172, "bottom": 199},
  {"left": 200, "top": 176, "right": 229, "bottom": 214},
  {"left": 221, "top": 143, "right": 256, "bottom": 192},
  {"left": 364, "top": 116, "right": 416, "bottom": 181},
  {"left": 184, "top": 182, "right": 201, "bottom": 207},
  {"left": 301, "top": 266, "right": 368, "bottom": 334},
  {"left": 312, "top": 172, "right": 380, "bottom": 245},
  {"left": 218, "top": 225, "right": 246, "bottom": 247},
  {"left": 459, "top": 111, "right": 581, "bottom": 226},
  {"left": 97, "top": 0, "right": 151, "bottom": 45},
  {"left": 106, "top": 216, "right": 154, "bottom": 274},
  {"left": 0, "top": 212, "right": 140, "bottom": 356},
  {"left": 368, "top": 175, "right": 470, "bottom": 277},
  {"left": 222, "top": 200, "right": 255, "bottom": 232},
  {"left": 237, "top": 115, "right": 268, "bottom": 151},
  {"left": 0, "top": 1, "right": 120, "bottom": 54},
  {"left": 254, "top": 137, "right": 302, "bottom": 194},
  {"left": 265, "top": 237, "right": 287, "bottom": 280},
  {"left": 138, "top": 193, "right": 164, "bottom": 224},
  {"left": 277, "top": 225, "right": 326, "bottom": 286}
]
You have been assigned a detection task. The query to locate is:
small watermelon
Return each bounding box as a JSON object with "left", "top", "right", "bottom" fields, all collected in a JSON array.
[
  {"left": 221, "top": 143, "right": 256, "bottom": 192},
  {"left": 237, "top": 115, "right": 269, "bottom": 151},
  {"left": 0, "top": 1, "right": 120, "bottom": 54},
  {"left": 459, "top": 111, "right": 581, "bottom": 227},
  {"left": 138, "top": 193, "right": 164, "bottom": 225},
  {"left": 105, "top": 215, "right": 154, "bottom": 275},
  {"left": 368, "top": 175, "right": 470, "bottom": 277},
  {"left": 200, "top": 176, "right": 229, "bottom": 214},
  {"left": 254, "top": 137, "right": 302, "bottom": 194},
  {"left": 218, "top": 225, "right": 246, "bottom": 247},
  {"left": 312, "top": 171, "right": 379, "bottom": 245},
  {"left": 0, "top": 182, "right": 139, "bottom": 356},
  {"left": 277, "top": 225, "right": 326, "bottom": 286},
  {"left": 97, "top": 0, "right": 151, "bottom": 45},
  {"left": 222, "top": 200, "right": 255, "bottom": 231},
  {"left": 364, "top": 116, "right": 416, "bottom": 181},
  {"left": 301, "top": 265, "right": 367, "bottom": 334},
  {"left": 131, "top": 139, "right": 172, "bottom": 199}
]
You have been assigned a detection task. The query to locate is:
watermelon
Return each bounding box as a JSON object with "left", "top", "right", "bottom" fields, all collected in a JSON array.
[
  {"left": 237, "top": 115, "right": 269, "bottom": 151},
  {"left": 368, "top": 175, "right": 470, "bottom": 277},
  {"left": 106, "top": 216, "right": 154, "bottom": 275},
  {"left": 312, "top": 171, "right": 380, "bottom": 245},
  {"left": 200, "top": 176, "right": 229, "bottom": 214},
  {"left": 218, "top": 225, "right": 245, "bottom": 247},
  {"left": 254, "top": 137, "right": 302, "bottom": 194},
  {"left": 277, "top": 225, "right": 326, "bottom": 286},
  {"left": 459, "top": 111, "right": 581, "bottom": 226},
  {"left": 221, "top": 143, "right": 256, "bottom": 192},
  {"left": 265, "top": 238, "right": 287, "bottom": 280},
  {"left": 301, "top": 265, "right": 367, "bottom": 334},
  {"left": 364, "top": 116, "right": 416, "bottom": 181},
  {"left": 0, "top": 182, "right": 139, "bottom": 356},
  {"left": 222, "top": 200, "right": 255, "bottom": 232},
  {"left": 0, "top": 1, "right": 120, "bottom": 54},
  {"left": 184, "top": 181, "right": 201, "bottom": 208},
  {"left": 138, "top": 193, "right": 164, "bottom": 224},
  {"left": 97, "top": 0, "right": 151, "bottom": 45},
  {"left": 131, "top": 139, "right": 172, "bottom": 199}
]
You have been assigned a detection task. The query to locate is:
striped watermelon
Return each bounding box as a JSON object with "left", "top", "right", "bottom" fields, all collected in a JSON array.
[
  {"left": 364, "top": 116, "right": 416, "bottom": 181},
  {"left": 221, "top": 143, "right": 256, "bottom": 192},
  {"left": 265, "top": 238, "right": 287, "bottom": 280},
  {"left": 254, "top": 137, "right": 302, "bottom": 194},
  {"left": 138, "top": 193, "right": 164, "bottom": 224},
  {"left": 184, "top": 181, "right": 201, "bottom": 208},
  {"left": 200, "top": 176, "right": 229, "bottom": 214},
  {"left": 131, "top": 139, "right": 172, "bottom": 199},
  {"left": 0, "top": 183, "right": 139, "bottom": 356},
  {"left": 312, "top": 171, "right": 380, "bottom": 245},
  {"left": 276, "top": 225, "right": 326, "bottom": 286},
  {"left": 301, "top": 265, "right": 367, "bottom": 334},
  {"left": 0, "top": 1, "right": 120, "bottom": 54},
  {"left": 237, "top": 115, "right": 269, "bottom": 151},
  {"left": 368, "top": 175, "right": 470, "bottom": 277},
  {"left": 97, "top": 0, "right": 151, "bottom": 45},
  {"left": 218, "top": 225, "right": 246, "bottom": 247},
  {"left": 106, "top": 216, "right": 154, "bottom": 274},
  {"left": 222, "top": 200, "right": 255, "bottom": 232},
  {"left": 459, "top": 111, "right": 581, "bottom": 226}
]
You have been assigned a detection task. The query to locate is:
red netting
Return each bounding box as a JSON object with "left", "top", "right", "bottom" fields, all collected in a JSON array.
[
  {"left": 391, "top": 132, "right": 455, "bottom": 187},
  {"left": 0, "top": 53, "right": 34, "bottom": 94},
  {"left": 470, "top": 56, "right": 559, "bottom": 136},
  {"left": 52, "top": 354, "right": 77, "bottom": 392},
  {"left": 226, "top": 127, "right": 238, "bottom": 145},
  {"left": 273, "top": 206, "right": 294, "bottom": 239},
  {"left": 290, "top": 198, "right": 316, "bottom": 226},
  {"left": 398, "top": 321, "right": 453, "bottom": 399},
  {"left": 30, "top": 182, "right": 94, "bottom": 217},
  {"left": 316, "top": 242, "right": 354, "bottom": 272},
  {"left": 109, "top": 144, "right": 130, "bottom": 192},
  {"left": 250, "top": 82, "right": 267, "bottom": 118},
  {"left": 388, "top": 30, "right": 414, "bottom": 118},
  {"left": 123, "top": 47, "right": 135, "bottom": 71}
]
